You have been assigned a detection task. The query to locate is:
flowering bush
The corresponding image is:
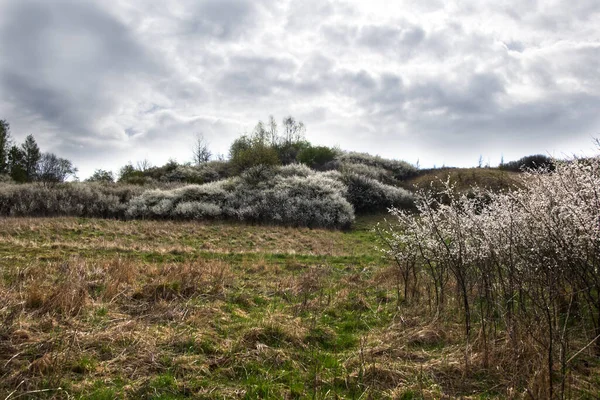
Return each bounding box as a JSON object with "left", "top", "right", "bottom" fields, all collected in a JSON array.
[
  {"left": 379, "top": 156, "right": 600, "bottom": 397},
  {"left": 340, "top": 171, "right": 414, "bottom": 212},
  {"left": 0, "top": 183, "right": 143, "bottom": 218},
  {"left": 335, "top": 152, "right": 417, "bottom": 181},
  {"left": 125, "top": 171, "right": 355, "bottom": 229}
]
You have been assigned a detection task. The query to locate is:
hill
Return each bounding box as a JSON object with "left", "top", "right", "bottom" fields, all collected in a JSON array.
[{"left": 405, "top": 167, "right": 523, "bottom": 194}]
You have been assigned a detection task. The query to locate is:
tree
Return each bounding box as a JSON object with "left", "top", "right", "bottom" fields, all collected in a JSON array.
[
  {"left": 21, "top": 134, "right": 41, "bottom": 182},
  {"left": 86, "top": 169, "right": 114, "bottom": 183},
  {"left": 8, "top": 145, "right": 26, "bottom": 182},
  {"left": 229, "top": 133, "right": 280, "bottom": 173},
  {"left": 296, "top": 145, "right": 336, "bottom": 169},
  {"left": 36, "top": 152, "right": 77, "bottom": 184},
  {"left": 0, "top": 119, "right": 11, "bottom": 175},
  {"left": 136, "top": 158, "right": 153, "bottom": 172},
  {"left": 267, "top": 115, "right": 278, "bottom": 146},
  {"left": 192, "top": 133, "right": 211, "bottom": 165},
  {"left": 282, "top": 116, "right": 305, "bottom": 145}
]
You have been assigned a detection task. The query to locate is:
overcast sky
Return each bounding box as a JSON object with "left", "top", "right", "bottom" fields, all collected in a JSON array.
[{"left": 1, "top": 0, "right": 599, "bottom": 178}]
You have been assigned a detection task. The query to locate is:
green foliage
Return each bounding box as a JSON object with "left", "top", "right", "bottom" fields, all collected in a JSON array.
[
  {"left": 118, "top": 163, "right": 149, "bottom": 185},
  {"left": 229, "top": 134, "right": 281, "bottom": 173},
  {"left": 86, "top": 169, "right": 114, "bottom": 183},
  {"left": 499, "top": 154, "right": 554, "bottom": 172},
  {"left": 8, "top": 145, "right": 26, "bottom": 182},
  {"left": 296, "top": 145, "right": 337, "bottom": 169},
  {"left": 274, "top": 140, "right": 310, "bottom": 165},
  {"left": 21, "top": 134, "right": 41, "bottom": 182},
  {"left": 0, "top": 119, "right": 11, "bottom": 174}
]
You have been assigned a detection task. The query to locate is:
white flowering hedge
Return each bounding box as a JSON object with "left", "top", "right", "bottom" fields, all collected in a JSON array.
[
  {"left": 0, "top": 183, "right": 143, "bottom": 218},
  {"left": 334, "top": 152, "right": 417, "bottom": 181},
  {"left": 0, "top": 162, "right": 415, "bottom": 229},
  {"left": 126, "top": 165, "right": 355, "bottom": 229},
  {"left": 379, "top": 157, "right": 600, "bottom": 396}
]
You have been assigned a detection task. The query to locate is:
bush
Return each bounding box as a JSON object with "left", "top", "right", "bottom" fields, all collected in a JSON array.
[
  {"left": 162, "top": 161, "right": 230, "bottom": 184},
  {"left": 297, "top": 145, "right": 337, "bottom": 169},
  {"left": 380, "top": 155, "right": 600, "bottom": 397},
  {"left": 118, "top": 164, "right": 152, "bottom": 185},
  {"left": 0, "top": 174, "right": 12, "bottom": 183},
  {"left": 273, "top": 140, "right": 310, "bottom": 165},
  {"left": 335, "top": 152, "right": 417, "bottom": 181},
  {"left": 338, "top": 162, "right": 393, "bottom": 183},
  {"left": 339, "top": 172, "right": 414, "bottom": 212},
  {"left": 0, "top": 183, "right": 143, "bottom": 218},
  {"left": 499, "top": 154, "right": 554, "bottom": 172},
  {"left": 86, "top": 169, "right": 114, "bottom": 183},
  {"left": 276, "top": 163, "right": 315, "bottom": 178},
  {"left": 229, "top": 135, "right": 281, "bottom": 173},
  {"left": 125, "top": 171, "right": 355, "bottom": 229}
]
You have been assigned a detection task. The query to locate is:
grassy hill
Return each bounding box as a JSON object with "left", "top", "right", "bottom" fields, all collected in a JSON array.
[{"left": 405, "top": 167, "right": 523, "bottom": 194}]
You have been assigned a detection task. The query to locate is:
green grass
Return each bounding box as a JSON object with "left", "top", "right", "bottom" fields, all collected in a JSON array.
[{"left": 0, "top": 216, "right": 598, "bottom": 399}]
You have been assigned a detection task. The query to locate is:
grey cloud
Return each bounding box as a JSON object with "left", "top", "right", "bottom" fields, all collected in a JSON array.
[
  {"left": 408, "top": 72, "right": 506, "bottom": 116},
  {"left": 286, "top": 0, "right": 355, "bottom": 31},
  {"left": 216, "top": 54, "right": 297, "bottom": 98},
  {"left": 182, "top": 0, "right": 260, "bottom": 40},
  {"left": 320, "top": 24, "right": 358, "bottom": 47},
  {"left": 321, "top": 22, "right": 427, "bottom": 59},
  {"left": 1, "top": 0, "right": 599, "bottom": 175},
  {"left": 357, "top": 24, "right": 426, "bottom": 51},
  {"left": 0, "top": 0, "right": 161, "bottom": 153}
]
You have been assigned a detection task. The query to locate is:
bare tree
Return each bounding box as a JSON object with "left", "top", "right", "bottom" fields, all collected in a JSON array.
[
  {"left": 136, "top": 158, "right": 153, "bottom": 172},
  {"left": 268, "top": 115, "right": 278, "bottom": 146},
  {"left": 37, "top": 152, "right": 78, "bottom": 185},
  {"left": 193, "top": 133, "right": 212, "bottom": 165},
  {"left": 282, "top": 116, "right": 305, "bottom": 145}
]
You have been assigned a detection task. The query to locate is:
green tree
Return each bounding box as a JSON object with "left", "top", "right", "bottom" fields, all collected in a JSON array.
[
  {"left": 0, "top": 119, "right": 11, "bottom": 175},
  {"left": 8, "top": 145, "right": 26, "bottom": 182},
  {"left": 21, "top": 134, "right": 41, "bottom": 182},
  {"left": 297, "top": 145, "right": 336, "bottom": 169},
  {"left": 86, "top": 169, "right": 114, "bottom": 183},
  {"left": 229, "top": 133, "right": 280, "bottom": 173}
]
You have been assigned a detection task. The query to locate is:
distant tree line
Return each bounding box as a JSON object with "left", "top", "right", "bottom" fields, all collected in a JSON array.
[
  {"left": 0, "top": 120, "right": 77, "bottom": 184},
  {"left": 498, "top": 154, "right": 554, "bottom": 172}
]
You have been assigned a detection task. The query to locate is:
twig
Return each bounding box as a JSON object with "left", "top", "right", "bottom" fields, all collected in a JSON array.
[
  {"left": 566, "top": 334, "right": 600, "bottom": 364},
  {"left": 5, "top": 386, "right": 66, "bottom": 400},
  {"left": 3, "top": 352, "right": 21, "bottom": 368}
]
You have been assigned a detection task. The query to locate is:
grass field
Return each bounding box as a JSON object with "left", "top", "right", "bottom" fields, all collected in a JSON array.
[
  {"left": 405, "top": 168, "right": 522, "bottom": 194},
  {"left": 0, "top": 216, "right": 598, "bottom": 399}
]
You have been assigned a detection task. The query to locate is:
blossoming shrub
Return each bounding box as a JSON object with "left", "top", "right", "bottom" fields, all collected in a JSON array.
[
  {"left": 379, "top": 156, "right": 600, "bottom": 397},
  {"left": 125, "top": 170, "right": 355, "bottom": 229},
  {"left": 0, "top": 183, "right": 143, "bottom": 218},
  {"left": 340, "top": 172, "right": 414, "bottom": 212},
  {"left": 162, "top": 161, "right": 230, "bottom": 184},
  {"left": 0, "top": 158, "right": 415, "bottom": 227},
  {"left": 335, "top": 152, "right": 417, "bottom": 181}
]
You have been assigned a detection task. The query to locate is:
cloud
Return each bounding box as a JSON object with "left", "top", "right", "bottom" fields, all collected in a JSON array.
[
  {"left": 0, "top": 0, "right": 162, "bottom": 152},
  {"left": 0, "top": 0, "right": 599, "bottom": 177}
]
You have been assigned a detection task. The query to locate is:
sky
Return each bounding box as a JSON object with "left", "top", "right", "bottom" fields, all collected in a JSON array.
[{"left": 1, "top": 0, "right": 599, "bottom": 178}]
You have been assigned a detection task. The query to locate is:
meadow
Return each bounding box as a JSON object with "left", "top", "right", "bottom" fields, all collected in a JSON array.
[{"left": 1, "top": 212, "right": 599, "bottom": 399}]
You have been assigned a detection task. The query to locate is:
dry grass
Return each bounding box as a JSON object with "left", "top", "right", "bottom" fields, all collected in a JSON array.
[
  {"left": 0, "top": 217, "right": 598, "bottom": 399},
  {"left": 406, "top": 167, "right": 523, "bottom": 194}
]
